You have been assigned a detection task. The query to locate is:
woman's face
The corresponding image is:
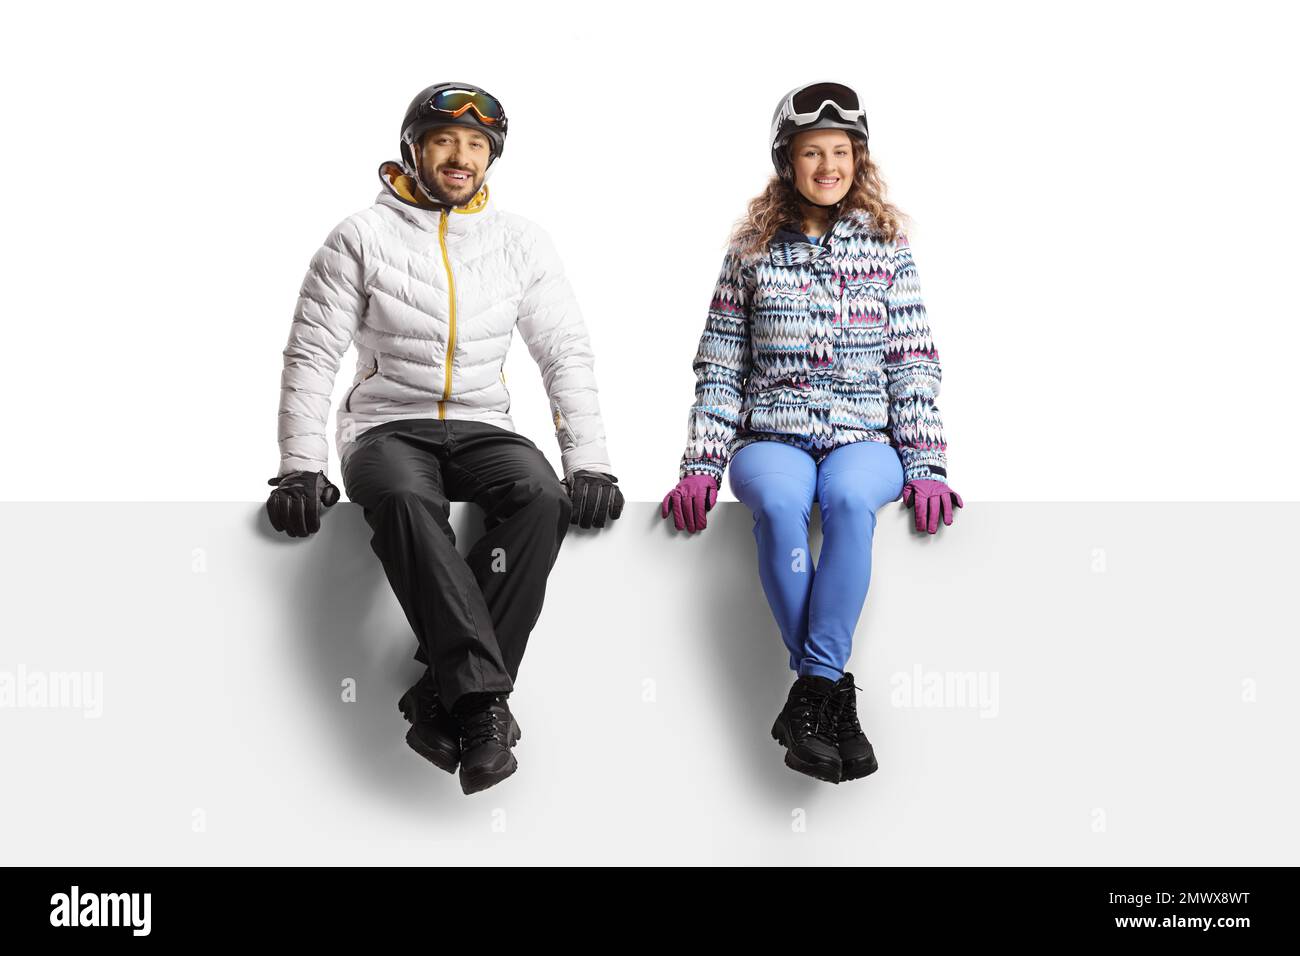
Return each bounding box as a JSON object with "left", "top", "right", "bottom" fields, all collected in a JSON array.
[{"left": 789, "top": 129, "right": 854, "bottom": 207}]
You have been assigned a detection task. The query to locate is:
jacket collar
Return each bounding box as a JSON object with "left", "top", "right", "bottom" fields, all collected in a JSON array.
[
  {"left": 374, "top": 160, "right": 492, "bottom": 234},
  {"left": 769, "top": 207, "right": 873, "bottom": 266}
]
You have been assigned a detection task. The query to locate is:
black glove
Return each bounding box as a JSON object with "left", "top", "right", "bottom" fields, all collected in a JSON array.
[
  {"left": 564, "top": 470, "right": 624, "bottom": 529},
  {"left": 266, "top": 470, "right": 340, "bottom": 538}
]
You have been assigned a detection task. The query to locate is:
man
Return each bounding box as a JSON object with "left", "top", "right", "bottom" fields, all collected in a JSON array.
[{"left": 265, "top": 82, "right": 623, "bottom": 795}]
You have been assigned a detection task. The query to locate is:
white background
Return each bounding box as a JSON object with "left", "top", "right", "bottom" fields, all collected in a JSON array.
[{"left": 0, "top": 0, "right": 1295, "bottom": 502}]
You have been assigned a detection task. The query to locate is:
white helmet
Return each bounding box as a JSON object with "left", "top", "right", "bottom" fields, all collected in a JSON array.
[{"left": 770, "top": 81, "right": 869, "bottom": 179}]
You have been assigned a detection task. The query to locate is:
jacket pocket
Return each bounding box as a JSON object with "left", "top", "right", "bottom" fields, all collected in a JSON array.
[
  {"left": 345, "top": 356, "right": 380, "bottom": 413},
  {"left": 839, "top": 273, "right": 889, "bottom": 298},
  {"left": 839, "top": 275, "right": 889, "bottom": 339},
  {"left": 741, "top": 388, "right": 808, "bottom": 437},
  {"left": 830, "top": 365, "right": 890, "bottom": 433},
  {"left": 832, "top": 364, "right": 884, "bottom": 389}
]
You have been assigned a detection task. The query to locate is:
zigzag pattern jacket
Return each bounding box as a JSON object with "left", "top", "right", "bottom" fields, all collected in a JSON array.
[{"left": 678, "top": 208, "right": 949, "bottom": 485}]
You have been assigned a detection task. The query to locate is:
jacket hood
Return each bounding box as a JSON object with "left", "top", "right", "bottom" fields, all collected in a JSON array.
[{"left": 375, "top": 160, "right": 491, "bottom": 229}]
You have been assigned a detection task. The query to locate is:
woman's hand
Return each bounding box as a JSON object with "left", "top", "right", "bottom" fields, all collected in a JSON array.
[
  {"left": 902, "top": 479, "right": 963, "bottom": 534},
  {"left": 660, "top": 475, "right": 719, "bottom": 533}
]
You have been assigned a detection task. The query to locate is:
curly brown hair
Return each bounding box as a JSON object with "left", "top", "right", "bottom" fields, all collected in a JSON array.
[{"left": 730, "top": 136, "right": 909, "bottom": 256}]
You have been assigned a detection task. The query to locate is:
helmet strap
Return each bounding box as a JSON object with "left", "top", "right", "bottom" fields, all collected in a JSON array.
[{"left": 409, "top": 150, "right": 449, "bottom": 208}]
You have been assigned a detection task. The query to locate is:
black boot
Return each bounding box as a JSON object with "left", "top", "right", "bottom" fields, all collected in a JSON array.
[
  {"left": 771, "top": 675, "right": 842, "bottom": 783},
  {"left": 398, "top": 671, "right": 522, "bottom": 776},
  {"left": 831, "top": 673, "right": 878, "bottom": 781},
  {"left": 397, "top": 670, "right": 460, "bottom": 774},
  {"left": 453, "top": 693, "right": 518, "bottom": 795}
]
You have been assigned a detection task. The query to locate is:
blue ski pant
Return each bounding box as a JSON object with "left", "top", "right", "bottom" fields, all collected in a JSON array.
[{"left": 728, "top": 439, "right": 905, "bottom": 682}]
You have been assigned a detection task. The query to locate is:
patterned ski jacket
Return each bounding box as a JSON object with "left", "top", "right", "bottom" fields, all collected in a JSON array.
[
  {"left": 276, "top": 161, "right": 613, "bottom": 480},
  {"left": 677, "top": 208, "right": 949, "bottom": 485}
]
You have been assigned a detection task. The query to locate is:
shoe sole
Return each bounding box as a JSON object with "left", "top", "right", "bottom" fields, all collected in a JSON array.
[
  {"left": 771, "top": 721, "right": 841, "bottom": 784},
  {"left": 459, "top": 753, "right": 517, "bottom": 795},
  {"left": 841, "top": 754, "right": 879, "bottom": 781}
]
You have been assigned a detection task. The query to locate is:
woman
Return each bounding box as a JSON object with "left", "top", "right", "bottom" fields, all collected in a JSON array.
[{"left": 660, "top": 81, "right": 963, "bottom": 785}]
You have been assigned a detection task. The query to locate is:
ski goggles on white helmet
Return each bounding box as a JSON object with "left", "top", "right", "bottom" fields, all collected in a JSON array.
[{"left": 780, "top": 82, "right": 866, "bottom": 128}]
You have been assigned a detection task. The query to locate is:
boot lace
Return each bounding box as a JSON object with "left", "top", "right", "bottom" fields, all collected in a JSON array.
[
  {"left": 790, "top": 689, "right": 837, "bottom": 744},
  {"left": 459, "top": 698, "right": 506, "bottom": 750},
  {"left": 417, "top": 693, "right": 442, "bottom": 721},
  {"left": 407, "top": 672, "right": 442, "bottom": 721},
  {"left": 832, "top": 680, "right": 864, "bottom": 740}
]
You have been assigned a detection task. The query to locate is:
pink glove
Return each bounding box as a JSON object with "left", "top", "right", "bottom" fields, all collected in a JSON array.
[
  {"left": 902, "top": 479, "right": 963, "bottom": 534},
  {"left": 661, "top": 475, "right": 719, "bottom": 533}
]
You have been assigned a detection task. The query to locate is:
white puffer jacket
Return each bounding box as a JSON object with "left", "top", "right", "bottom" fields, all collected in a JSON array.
[{"left": 276, "top": 161, "right": 613, "bottom": 480}]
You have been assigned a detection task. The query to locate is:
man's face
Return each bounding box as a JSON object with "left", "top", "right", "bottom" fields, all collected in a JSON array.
[{"left": 416, "top": 125, "right": 491, "bottom": 206}]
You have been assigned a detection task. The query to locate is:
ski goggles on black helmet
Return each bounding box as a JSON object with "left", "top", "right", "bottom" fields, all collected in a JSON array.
[
  {"left": 423, "top": 87, "right": 506, "bottom": 126},
  {"left": 400, "top": 81, "right": 509, "bottom": 180}
]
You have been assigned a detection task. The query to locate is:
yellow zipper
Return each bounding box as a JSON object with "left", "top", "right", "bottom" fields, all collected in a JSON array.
[{"left": 437, "top": 209, "right": 456, "bottom": 419}]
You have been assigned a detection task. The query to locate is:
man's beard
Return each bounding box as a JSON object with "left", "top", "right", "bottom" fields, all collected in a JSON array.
[{"left": 419, "top": 165, "right": 483, "bottom": 207}]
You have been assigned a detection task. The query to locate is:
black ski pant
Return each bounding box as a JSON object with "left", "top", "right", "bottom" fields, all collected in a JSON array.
[{"left": 340, "top": 419, "right": 572, "bottom": 712}]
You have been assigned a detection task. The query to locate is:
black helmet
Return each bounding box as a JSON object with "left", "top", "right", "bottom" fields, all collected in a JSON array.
[
  {"left": 400, "top": 82, "right": 509, "bottom": 175},
  {"left": 770, "top": 81, "right": 869, "bottom": 180}
]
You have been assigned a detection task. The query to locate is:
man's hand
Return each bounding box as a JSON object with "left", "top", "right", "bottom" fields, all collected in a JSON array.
[
  {"left": 901, "top": 478, "right": 963, "bottom": 535},
  {"left": 266, "top": 470, "right": 340, "bottom": 538},
  {"left": 564, "top": 470, "right": 624, "bottom": 529}
]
